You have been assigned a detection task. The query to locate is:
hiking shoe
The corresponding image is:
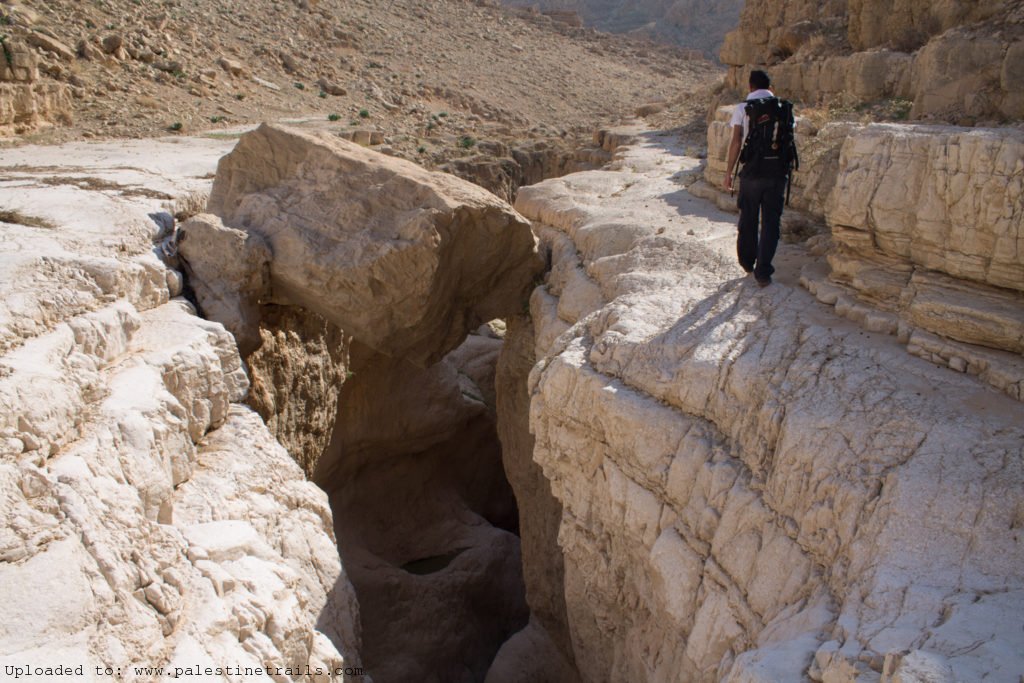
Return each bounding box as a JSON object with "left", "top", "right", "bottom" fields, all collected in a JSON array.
[{"left": 756, "top": 277, "right": 772, "bottom": 288}]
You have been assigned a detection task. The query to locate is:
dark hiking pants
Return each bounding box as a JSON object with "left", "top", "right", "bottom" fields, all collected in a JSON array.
[{"left": 737, "top": 175, "right": 786, "bottom": 281}]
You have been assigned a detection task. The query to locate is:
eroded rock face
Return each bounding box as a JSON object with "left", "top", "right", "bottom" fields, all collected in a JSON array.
[
  {"left": 511, "top": 130, "right": 1024, "bottom": 682},
  {"left": 176, "top": 213, "right": 271, "bottom": 356},
  {"left": 0, "top": 39, "right": 73, "bottom": 133},
  {"left": 207, "top": 123, "right": 544, "bottom": 367},
  {"left": 245, "top": 304, "right": 350, "bottom": 478},
  {"left": 719, "top": 0, "right": 1024, "bottom": 122},
  {"left": 826, "top": 124, "right": 1024, "bottom": 293},
  {"left": 806, "top": 123, "right": 1024, "bottom": 400},
  {"left": 0, "top": 139, "right": 360, "bottom": 678},
  {"left": 489, "top": 314, "right": 580, "bottom": 683},
  {"left": 702, "top": 109, "right": 1024, "bottom": 400}
]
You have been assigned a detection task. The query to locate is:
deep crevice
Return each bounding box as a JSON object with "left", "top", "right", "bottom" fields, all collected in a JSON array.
[{"left": 237, "top": 140, "right": 597, "bottom": 682}]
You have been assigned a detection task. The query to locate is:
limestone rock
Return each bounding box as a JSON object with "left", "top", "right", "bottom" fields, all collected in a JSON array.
[
  {"left": 495, "top": 314, "right": 576, "bottom": 664},
  {"left": 0, "top": 135, "right": 360, "bottom": 677},
  {"left": 26, "top": 32, "right": 75, "bottom": 62},
  {"left": 317, "top": 334, "right": 527, "bottom": 682},
  {"left": 207, "top": 123, "right": 544, "bottom": 366},
  {"left": 244, "top": 304, "right": 349, "bottom": 478},
  {"left": 719, "top": 0, "right": 1021, "bottom": 122},
  {"left": 317, "top": 77, "right": 347, "bottom": 96},
  {"left": 217, "top": 56, "right": 246, "bottom": 77},
  {"left": 705, "top": 108, "right": 1023, "bottom": 399},
  {"left": 511, "top": 129, "right": 1024, "bottom": 683},
  {"left": 0, "top": 40, "right": 38, "bottom": 83},
  {"left": 847, "top": 0, "right": 1004, "bottom": 52},
  {"left": 100, "top": 33, "right": 124, "bottom": 55},
  {"left": 337, "top": 128, "right": 384, "bottom": 146},
  {"left": 176, "top": 213, "right": 272, "bottom": 356},
  {"left": 826, "top": 123, "right": 1024, "bottom": 293},
  {"left": 0, "top": 39, "right": 72, "bottom": 131},
  {"left": 635, "top": 101, "right": 666, "bottom": 117}
]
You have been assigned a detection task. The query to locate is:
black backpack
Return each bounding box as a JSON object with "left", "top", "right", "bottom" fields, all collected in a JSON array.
[{"left": 738, "top": 97, "right": 799, "bottom": 196}]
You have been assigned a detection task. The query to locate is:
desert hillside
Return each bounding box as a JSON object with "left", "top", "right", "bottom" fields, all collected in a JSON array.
[
  {"left": 0, "top": 0, "right": 719, "bottom": 154},
  {"left": 501, "top": 0, "right": 744, "bottom": 56}
]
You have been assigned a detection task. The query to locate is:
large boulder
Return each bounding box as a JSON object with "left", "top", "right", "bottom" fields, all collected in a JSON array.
[{"left": 207, "top": 124, "right": 543, "bottom": 367}]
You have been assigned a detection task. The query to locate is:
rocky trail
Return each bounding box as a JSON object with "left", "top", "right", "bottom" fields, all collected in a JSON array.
[{"left": 510, "top": 129, "right": 1024, "bottom": 681}]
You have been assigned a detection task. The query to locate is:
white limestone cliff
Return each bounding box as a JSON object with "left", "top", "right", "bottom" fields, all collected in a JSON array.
[
  {"left": 701, "top": 106, "right": 1024, "bottom": 402},
  {"left": 0, "top": 138, "right": 361, "bottom": 680},
  {"left": 505, "top": 128, "right": 1024, "bottom": 682}
]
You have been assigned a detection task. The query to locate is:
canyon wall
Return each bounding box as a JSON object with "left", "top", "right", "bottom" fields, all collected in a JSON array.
[
  {"left": 719, "top": 0, "right": 1024, "bottom": 122},
  {"left": 505, "top": 129, "right": 1024, "bottom": 682},
  {"left": 182, "top": 124, "right": 547, "bottom": 681},
  {"left": 0, "top": 138, "right": 359, "bottom": 678}
]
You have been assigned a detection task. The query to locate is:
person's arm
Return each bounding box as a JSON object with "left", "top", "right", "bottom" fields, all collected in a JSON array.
[{"left": 724, "top": 125, "right": 743, "bottom": 191}]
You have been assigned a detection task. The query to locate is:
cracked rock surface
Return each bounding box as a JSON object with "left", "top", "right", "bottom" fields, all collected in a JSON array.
[
  {"left": 0, "top": 139, "right": 360, "bottom": 680},
  {"left": 510, "top": 128, "right": 1024, "bottom": 682}
]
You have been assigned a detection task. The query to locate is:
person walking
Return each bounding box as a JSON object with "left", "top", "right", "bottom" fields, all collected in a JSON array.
[{"left": 723, "top": 70, "right": 797, "bottom": 288}]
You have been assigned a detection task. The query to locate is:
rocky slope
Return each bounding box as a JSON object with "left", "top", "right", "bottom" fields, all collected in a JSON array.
[
  {"left": 500, "top": 0, "right": 744, "bottom": 56},
  {"left": 0, "top": 0, "right": 717, "bottom": 151},
  {"left": 505, "top": 128, "right": 1024, "bottom": 682}
]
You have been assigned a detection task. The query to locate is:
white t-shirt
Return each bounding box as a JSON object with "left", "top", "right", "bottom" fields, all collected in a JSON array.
[{"left": 730, "top": 88, "right": 774, "bottom": 139}]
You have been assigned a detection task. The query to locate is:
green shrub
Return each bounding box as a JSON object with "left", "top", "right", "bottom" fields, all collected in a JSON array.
[
  {"left": 328, "top": 113, "right": 341, "bottom": 121},
  {"left": 458, "top": 135, "right": 476, "bottom": 149},
  {"left": 358, "top": 108, "right": 370, "bottom": 118}
]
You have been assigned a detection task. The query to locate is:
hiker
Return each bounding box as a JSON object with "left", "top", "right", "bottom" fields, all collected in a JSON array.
[{"left": 723, "top": 70, "right": 797, "bottom": 288}]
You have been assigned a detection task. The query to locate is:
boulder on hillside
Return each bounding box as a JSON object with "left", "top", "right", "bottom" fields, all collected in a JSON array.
[
  {"left": 26, "top": 32, "right": 75, "bottom": 62},
  {"left": 207, "top": 124, "right": 544, "bottom": 366}
]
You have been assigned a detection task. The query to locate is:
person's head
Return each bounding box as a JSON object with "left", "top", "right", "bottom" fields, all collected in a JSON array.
[{"left": 749, "top": 70, "right": 771, "bottom": 92}]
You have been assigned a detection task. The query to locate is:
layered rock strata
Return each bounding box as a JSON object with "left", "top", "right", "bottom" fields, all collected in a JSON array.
[
  {"left": 0, "top": 39, "right": 72, "bottom": 133},
  {"left": 0, "top": 139, "right": 358, "bottom": 677},
  {"left": 701, "top": 107, "right": 1024, "bottom": 401},
  {"left": 719, "top": 0, "right": 1024, "bottom": 122},
  {"left": 507, "top": 128, "right": 1024, "bottom": 682}
]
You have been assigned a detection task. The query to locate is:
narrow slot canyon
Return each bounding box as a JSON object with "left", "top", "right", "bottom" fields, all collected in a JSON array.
[
  {"left": 241, "top": 310, "right": 573, "bottom": 682},
  {"left": 314, "top": 336, "right": 528, "bottom": 683},
  {"left": 175, "top": 123, "right": 589, "bottom": 681}
]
